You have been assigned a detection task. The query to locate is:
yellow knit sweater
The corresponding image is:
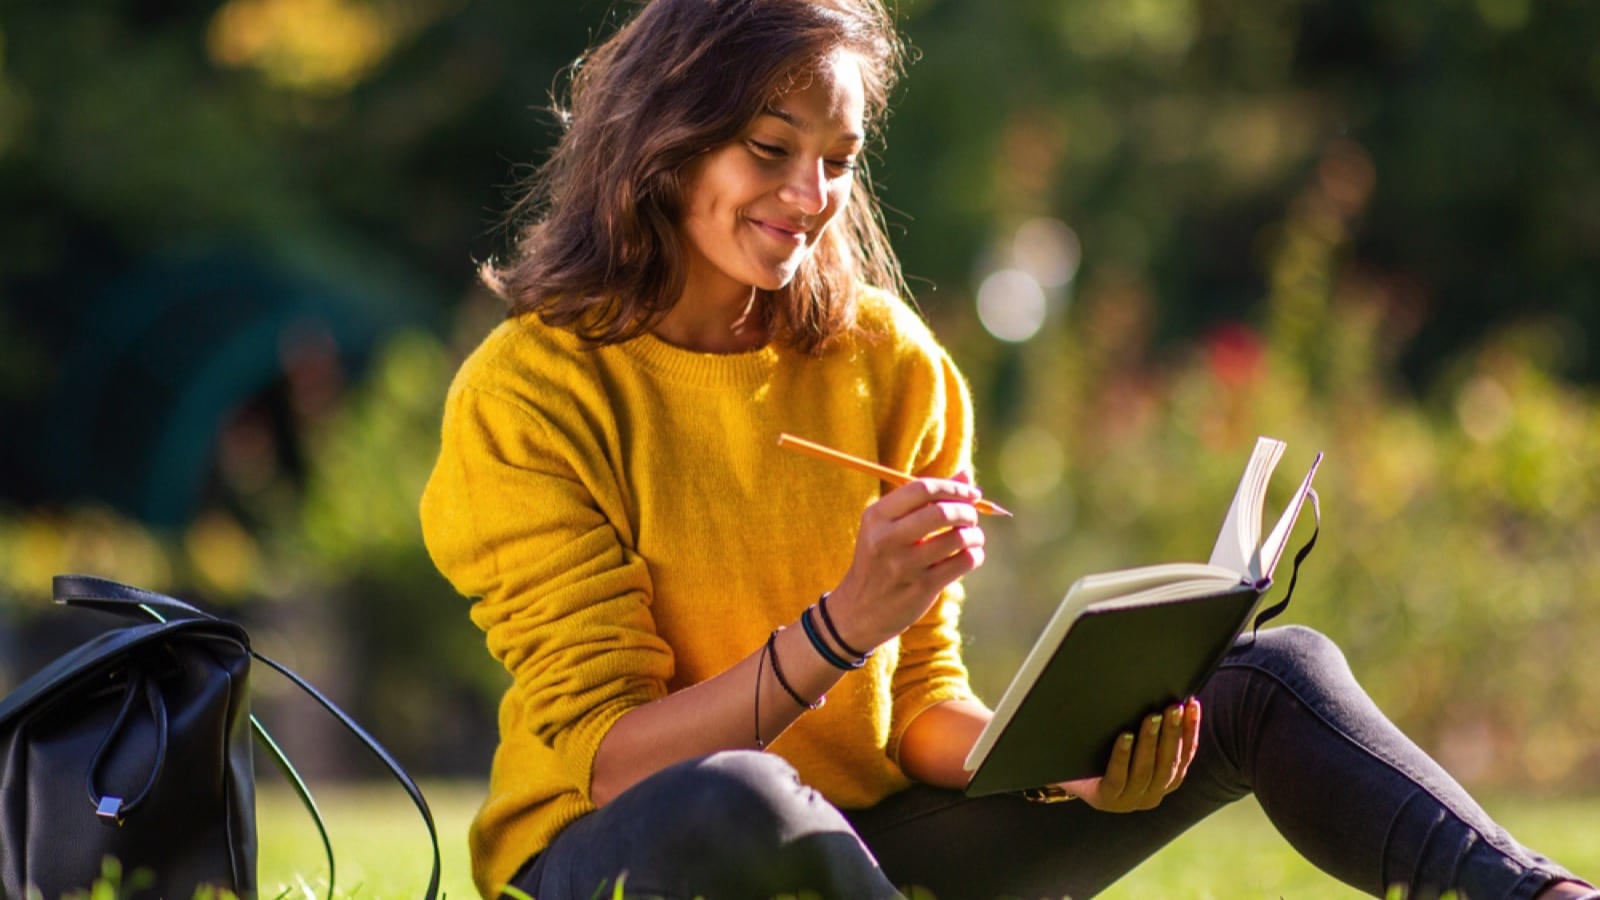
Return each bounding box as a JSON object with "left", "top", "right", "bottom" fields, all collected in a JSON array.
[{"left": 419, "top": 288, "right": 978, "bottom": 897}]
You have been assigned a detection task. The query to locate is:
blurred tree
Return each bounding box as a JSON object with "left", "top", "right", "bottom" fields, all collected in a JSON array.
[
  {"left": 0, "top": 0, "right": 598, "bottom": 521},
  {"left": 881, "top": 0, "right": 1600, "bottom": 383},
  {"left": 6, "top": 0, "right": 1598, "bottom": 521}
]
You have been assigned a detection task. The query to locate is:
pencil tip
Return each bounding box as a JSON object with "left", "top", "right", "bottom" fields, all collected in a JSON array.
[{"left": 983, "top": 501, "right": 1015, "bottom": 517}]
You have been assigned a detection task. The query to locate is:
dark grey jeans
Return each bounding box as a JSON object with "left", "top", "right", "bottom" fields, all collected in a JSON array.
[{"left": 511, "top": 626, "right": 1585, "bottom": 899}]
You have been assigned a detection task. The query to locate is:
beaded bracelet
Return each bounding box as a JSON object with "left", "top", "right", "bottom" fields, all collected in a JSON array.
[
  {"left": 817, "top": 592, "right": 873, "bottom": 662},
  {"left": 801, "top": 605, "right": 864, "bottom": 670},
  {"left": 767, "top": 629, "right": 823, "bottom": 710}
]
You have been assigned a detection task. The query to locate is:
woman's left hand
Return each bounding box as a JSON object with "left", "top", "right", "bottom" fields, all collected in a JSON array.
[{"left": 1058, "top": 698, "right": 1202, "bottom": 813}]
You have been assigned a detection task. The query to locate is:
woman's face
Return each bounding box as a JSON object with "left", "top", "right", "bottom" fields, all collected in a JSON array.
[{"left": 677, "top": 50, "right": 866, "bottom": 307}]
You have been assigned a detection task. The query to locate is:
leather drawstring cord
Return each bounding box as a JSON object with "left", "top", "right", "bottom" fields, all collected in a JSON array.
[{"left": 85, "top": 669, "right": 168, "bottom": 826}]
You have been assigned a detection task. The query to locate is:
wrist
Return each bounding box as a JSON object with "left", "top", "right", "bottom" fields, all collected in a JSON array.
[
  {"left": 818, "top": 593, "right": 874, "bottom": 659},
  {"left": 820, "top": 582, "right": 898, "bottom": 652},
  {"left": 801, "top": 599, "right": 870, "bottom": 669}
]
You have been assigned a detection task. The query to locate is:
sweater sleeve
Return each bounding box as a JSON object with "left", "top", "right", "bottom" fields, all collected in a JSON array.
[
  {"left": 420, "top": 381, "right": 672, "bottom": 798},
  {"left": 886, "top": 345, "right": 981, "bottom": 760}
]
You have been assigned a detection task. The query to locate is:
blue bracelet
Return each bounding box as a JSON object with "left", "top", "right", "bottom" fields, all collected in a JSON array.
[{"left": 801, "top": 606, "right": 863, "bottom": 670}]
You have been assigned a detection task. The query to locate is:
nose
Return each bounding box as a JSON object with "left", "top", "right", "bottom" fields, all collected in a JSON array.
[{"left": 778, "top": 158, "right": 828, "bottom": 218}]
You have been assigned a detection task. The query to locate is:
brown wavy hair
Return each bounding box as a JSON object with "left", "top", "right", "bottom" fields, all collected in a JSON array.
[{"left": 483, "top": 0, "right": 907, "bottom": 354}]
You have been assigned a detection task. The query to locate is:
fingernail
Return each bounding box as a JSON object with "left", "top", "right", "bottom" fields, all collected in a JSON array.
[
  {"left": 1120, "top": 733, "right": 1135, "bottom": 748},
  {"left": 1168, "top": 706, "right": 1183, "bottom": 723},
  {"left": 1146, "top": 714, "right": 1162, "bottom": 731}
]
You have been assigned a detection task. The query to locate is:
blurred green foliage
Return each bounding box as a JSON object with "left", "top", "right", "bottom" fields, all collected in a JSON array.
[{"left": 2, "top": 0, "right": 1599, "bottom": 788}]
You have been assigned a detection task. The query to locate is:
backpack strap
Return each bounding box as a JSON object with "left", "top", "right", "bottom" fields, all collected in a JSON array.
[
  {"left": 251, "top": 715, "right": 340, "bottom": 900},
  {"left": 53, "top": 573, "right": 213, "bottom": 621},
  {"left": 252, "top": 650, "right": 442, "bottom": 900}
]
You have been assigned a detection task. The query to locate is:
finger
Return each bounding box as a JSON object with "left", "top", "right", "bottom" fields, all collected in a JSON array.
[
  {"left": 856, "top": 492, "right": 973, "bottom": 559},
  {"left": 899, "top": 498, "right": 982, "bottom": 539},
  {"left": 913, "top": 529, "right": 986, "bottom": 592},
  {"left": 902, "top": 512, "right": 985, "bottom": 566},
  {"left": 923, "top": 536, "right": 985, "bottom": 583},
  {"left": 876, "top": 478, "right": 983, "bottom": 519},
  {"left": 1164, "top": 701, "right": 1190, "bottom": 784},
  {"left": 911, "top": 522, "right": 985, "bottom": 567},
  {"left": 1154, "top": 704, "right": 1185, "bottom": 792},
  {"left": 1124, "top": 712, "right": 1163, "bottom": 799},
  {"left": 1099, "top": 731, "right": 1135, "bottom": 798},
  {"left": 1175, "top": 699, "right": 1203, "bottom": 781},
  {"left": 870, "top": 498, "right": 980, "bottom": 551}
]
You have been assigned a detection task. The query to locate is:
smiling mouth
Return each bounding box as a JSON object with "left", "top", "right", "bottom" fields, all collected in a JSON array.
[{"left": 751, "top": 218, "right": 808, "bottom": 246}]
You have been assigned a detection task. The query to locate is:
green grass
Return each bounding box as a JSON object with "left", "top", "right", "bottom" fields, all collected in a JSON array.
[
  {"left": 258, "top": 782, "right": 1600, "bottom": 899},
  {"left": 1100, "top": 793, "right": 1600, "bottom": 899},
  {"left": 258, "top": 781, "right": 481, "bottom": 899}
]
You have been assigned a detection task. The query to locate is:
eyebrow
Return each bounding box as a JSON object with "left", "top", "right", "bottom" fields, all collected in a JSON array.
[{"left": 761, "top": 106, "right": 864, "bottom": 145}]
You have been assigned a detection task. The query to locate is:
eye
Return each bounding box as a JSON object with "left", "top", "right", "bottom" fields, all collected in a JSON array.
[
  {"left": 747, "top": 139, "right": 787, "bottom": 159},
  {"left": 825, "top": 157, "right": 858, "bottom": 176}
]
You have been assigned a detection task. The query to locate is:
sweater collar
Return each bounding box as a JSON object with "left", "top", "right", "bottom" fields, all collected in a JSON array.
[{"left": 615, "top": 331, "right": 785, "bottom": 389}]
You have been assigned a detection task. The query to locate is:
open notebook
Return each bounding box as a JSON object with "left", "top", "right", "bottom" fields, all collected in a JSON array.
[{"left": 964, "top": 436, "right": 1322, "bottom": 795}]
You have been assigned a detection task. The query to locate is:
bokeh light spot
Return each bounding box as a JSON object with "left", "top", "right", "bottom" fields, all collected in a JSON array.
[
  {"left": 977, "top": 268, "right": 1048, "bottom": 343},
  {"left": 1012, "top": 217, "right": 1082, "bottom": 289}
]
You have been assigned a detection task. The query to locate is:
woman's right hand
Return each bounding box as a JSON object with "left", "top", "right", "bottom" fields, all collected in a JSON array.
[{"left": 826, "top": 476, "right": 987, "bottom": 651}]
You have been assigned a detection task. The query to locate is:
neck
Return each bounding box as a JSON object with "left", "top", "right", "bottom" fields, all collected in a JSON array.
[{"left": 653, "top": 288, "right": 769, "bottom": 353}]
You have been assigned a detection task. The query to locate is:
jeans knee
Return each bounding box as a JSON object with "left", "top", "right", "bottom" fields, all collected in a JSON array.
[
  {"left": 646, "top": 751, "right": 841, "bottom": 852},
  {"left": 675, "top": 751, "right": 808, "bottom": 822},
  {"left": 1257, "top": 622, "right": 1343, "bottom": 664},
  {"left": 1240, "top": 624, "right": 1355, "bottom": 691},
  {"left": 623, "top": 751, "right": 876, "bottom": 896}
]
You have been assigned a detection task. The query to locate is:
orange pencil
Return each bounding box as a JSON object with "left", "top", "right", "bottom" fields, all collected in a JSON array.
[{"left": 777, "top": 433, "right": 1013, "bottom": 517}]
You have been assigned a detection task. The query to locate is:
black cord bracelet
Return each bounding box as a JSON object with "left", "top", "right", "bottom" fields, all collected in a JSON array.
[
  {"left": 767, "top": 630, "right": 822, "bottom": 710},
  {"left": 754, "top": 635, "right": 768, "bottom": 749},
  {"left": 817, "top": 592, "right": 873, "bottom": 662}
]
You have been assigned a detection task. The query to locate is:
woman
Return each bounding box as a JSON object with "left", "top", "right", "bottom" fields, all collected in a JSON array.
[{"left": 420, "top": 1, "right": 1595, "bottom": 897}]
